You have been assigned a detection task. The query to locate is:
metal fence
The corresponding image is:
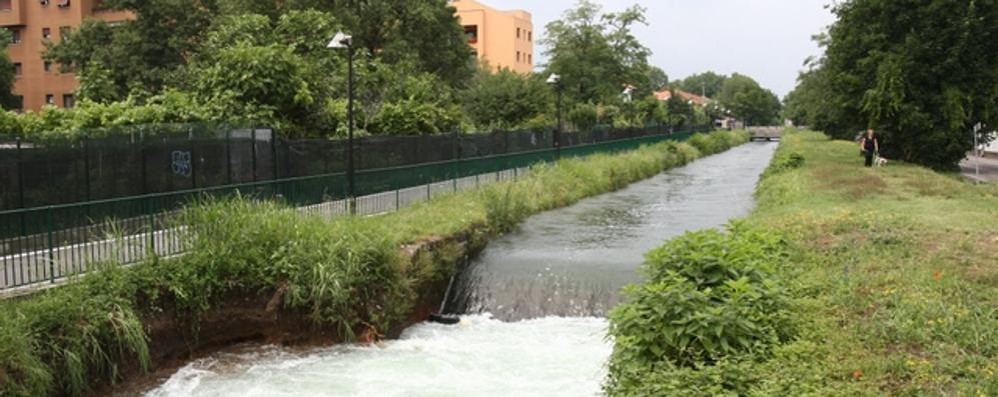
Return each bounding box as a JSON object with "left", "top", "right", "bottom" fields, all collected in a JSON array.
[
  {"left": 1, "top": 123, "right": 699, "bottom": 211},
  {"left": 0, "top": 125, "right": 710, "bottom": 293}
]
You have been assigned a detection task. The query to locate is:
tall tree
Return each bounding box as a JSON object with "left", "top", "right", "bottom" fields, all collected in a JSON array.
[
  {"left": 717, "top": 74, "right": 781, "bottom": 125},
  {"left": 543, "top": 0, "right": 652, "bottom": 104},
  {"left": 795, "top": 0, "right": 998, "bottom": 169},
  {"left": 677, "top": 71, "right": 727, "bottom": 98}
]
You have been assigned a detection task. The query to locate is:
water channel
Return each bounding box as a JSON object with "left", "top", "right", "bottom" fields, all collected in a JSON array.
[{"left": 144, "top": 142, "right": 778, "bottom": 397}]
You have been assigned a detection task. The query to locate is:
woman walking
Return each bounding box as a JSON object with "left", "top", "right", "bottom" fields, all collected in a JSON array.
[{"left": 860, "top": 129, "right": 879, "bottom": 167}]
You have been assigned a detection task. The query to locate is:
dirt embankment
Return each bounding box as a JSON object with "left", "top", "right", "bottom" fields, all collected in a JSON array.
[{"left": 94, "top": 230, "right": 486, "bottom": 396}]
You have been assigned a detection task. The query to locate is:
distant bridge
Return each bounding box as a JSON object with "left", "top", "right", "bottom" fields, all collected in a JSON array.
[{"left": 747, "top": 127, "right": 782, "bottom": 141}]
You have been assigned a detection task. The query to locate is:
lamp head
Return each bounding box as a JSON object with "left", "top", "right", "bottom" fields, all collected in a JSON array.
[
  {"left": 546, "top": 73, "right": 561, "bottom": 85},
  {"left": 328, "top": 32, "right": 353, "bottom": 49}
]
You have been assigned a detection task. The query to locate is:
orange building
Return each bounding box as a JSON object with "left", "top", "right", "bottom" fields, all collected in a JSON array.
[
  {"left": 452, "top": 0, "right": 534, "bottom": 74},
  {"left": 1, "top": 0, "right": 132, "bottom": 111}
]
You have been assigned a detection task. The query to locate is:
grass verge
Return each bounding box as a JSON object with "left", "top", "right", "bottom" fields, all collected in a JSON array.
[
  {"left": 605, "top": 130, "right": 998, "bottom": 396},
  {"left": 0, "top": 130, "right": 750, "bottom": 396}
]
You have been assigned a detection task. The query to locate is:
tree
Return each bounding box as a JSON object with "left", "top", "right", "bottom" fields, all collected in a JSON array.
[
  {"left": 463, "top": 68, "right": 552, "bottom": 129},
  {"left": 717, "top": 74, "right": 781, "bottom": 126},
  {"left": 543, "top": 1, "right": 652, "bottom": 104},
  {"left": 646, "top": 66, "right": 670, "bottom": 92},
  {"left": 0, "top": 30, "right": 19, "bottom": 110},
  {"left": 677, "top": 71, "right": 727, "bottom": 98},
  {"left": 793, "top": 0, "right": 998, "bottom": 169}
]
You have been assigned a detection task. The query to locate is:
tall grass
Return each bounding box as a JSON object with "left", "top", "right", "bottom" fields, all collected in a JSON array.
[{"left": 0, "top": 130, "right": 749, "bottom": 396}]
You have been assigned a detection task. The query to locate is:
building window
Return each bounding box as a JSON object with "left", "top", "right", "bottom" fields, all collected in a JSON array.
[
  {"left": 528, "top": 31, "right": 533, "bottom": 42},
  {"left": 0, "top": 0, "right": 11, "bottom": 11},
  {"left": 44, "top": 61, "right": 52, "bottom": 72},
  {"left": 45, "top": 94, "right": 55, "bottom": 106},
  {"left": 10, "top": 28, "right": 21, "bottom": 44},
  {"left": 13, "top": 62, "right": 21, "bottom": 76},
  {"left": 528, "top": 54, "right": 532, "bottom": 65},
  {"left": 63, "top": 94, "right": 75, "bottom": 108},
  {"left": 42, "top": 28, "right": 51, "bottom": 40},
  {"left": 464, "top": 25, "right": 478, "bottom": 44},
  {"left": 57, "top": 0, "right": 70, "bottom": 8},
  {"left": 517, "top": 28, "right": 521, "bottom": 39},
  {"left": 516, "top": 51, "right": 521, "bottom": 63}
]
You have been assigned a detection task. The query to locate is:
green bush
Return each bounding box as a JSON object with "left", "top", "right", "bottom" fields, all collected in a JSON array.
[{"left": 606, "top": 223, "right": 796, "bottom": 395}]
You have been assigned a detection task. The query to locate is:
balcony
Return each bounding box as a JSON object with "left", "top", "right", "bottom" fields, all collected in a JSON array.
[{"left": 0, "top": 0, "right": 25, "bottom": 27}]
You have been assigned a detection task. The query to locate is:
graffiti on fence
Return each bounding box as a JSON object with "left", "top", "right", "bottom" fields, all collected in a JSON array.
[{"left": 171, "top": 151, "right": 192, "bottom": 177}]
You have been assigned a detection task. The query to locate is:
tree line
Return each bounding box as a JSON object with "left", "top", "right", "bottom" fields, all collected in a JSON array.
[
  {"left": 0, "top": 0, "right": 783, "bottom": 139},
  {"left": 783, "top": 0, "right": 998, "bottom": 170}
]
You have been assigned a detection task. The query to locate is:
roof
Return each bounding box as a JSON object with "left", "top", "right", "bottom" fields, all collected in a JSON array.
[{"left": 654, "top": 89, "right": 709, "bottom": 106}]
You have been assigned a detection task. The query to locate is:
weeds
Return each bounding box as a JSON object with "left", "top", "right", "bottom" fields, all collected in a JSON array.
[{"left": 607, "top": 129, "right": 998, "bottom": 396}]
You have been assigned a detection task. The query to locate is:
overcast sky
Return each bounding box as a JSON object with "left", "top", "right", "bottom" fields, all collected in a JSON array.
[{"left": 489, "top": 0, "right": 836, "bottom": 98}]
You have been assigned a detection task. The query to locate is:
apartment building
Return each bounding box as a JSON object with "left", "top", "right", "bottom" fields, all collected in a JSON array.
[
  {"left": 452, "top": 0, "right": 534, "bottom": 74},
  {"left": 1, "top": 0, "right": 132, "bottom": 111}
]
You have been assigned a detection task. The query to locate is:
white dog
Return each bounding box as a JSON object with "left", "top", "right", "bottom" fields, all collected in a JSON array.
[{"left": 875, "top": 155, "right": 888, "bottom": 167}]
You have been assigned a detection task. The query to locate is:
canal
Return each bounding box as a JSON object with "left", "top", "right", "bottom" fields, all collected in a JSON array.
[{"left": 144, "top": 142, "right": 778, "bottom": 397}]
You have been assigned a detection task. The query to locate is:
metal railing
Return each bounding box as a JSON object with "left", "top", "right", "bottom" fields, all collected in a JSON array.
[{"left": 0, "top": 127, "right": 708, "bottom": 294}]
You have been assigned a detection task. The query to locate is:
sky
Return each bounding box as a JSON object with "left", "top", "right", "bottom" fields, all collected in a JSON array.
[{"left": 489, "top": 0, "right": 836, "bottom": 98}]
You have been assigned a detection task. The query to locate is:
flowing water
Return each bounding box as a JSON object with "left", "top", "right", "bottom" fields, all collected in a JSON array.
[{"left": 143, "top": 142, "right": 777, "bottom": 397}]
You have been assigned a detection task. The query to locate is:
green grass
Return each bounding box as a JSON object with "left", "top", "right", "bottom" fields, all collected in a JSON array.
[
  {"left": 605, "top": 130, "right": 998, "bottom": 396},
  {"left": 0, "top": 131, "right": 750, "bottom": 396}
]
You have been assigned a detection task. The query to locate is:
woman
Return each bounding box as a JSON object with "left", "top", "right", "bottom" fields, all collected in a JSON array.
[{"left": 860, "top": 129, "right": 879, "bottom": 167}]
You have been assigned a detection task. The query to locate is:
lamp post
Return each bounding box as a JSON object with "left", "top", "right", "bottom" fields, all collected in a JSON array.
[
  {"left": 328, "top": 32, "right": 356, "bottom": 211},
  {"left": 546, "top": 73, "right": 563, "bottom": 159}
]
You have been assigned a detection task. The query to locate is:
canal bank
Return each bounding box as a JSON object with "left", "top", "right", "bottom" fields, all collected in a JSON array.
[
  {"left": 0, "top": 131, "right": 750, "bottom": 396},
  {"left": 604, "top": 130, "right": 998, "bottom": 396},
  {"left": 141, "top": 141, "right": 779, "bottom": 396}
]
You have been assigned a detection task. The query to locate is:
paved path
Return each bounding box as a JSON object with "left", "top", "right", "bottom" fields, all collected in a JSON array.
[{"left": 960, "top": 153, "right": 998, "bottom": 183}]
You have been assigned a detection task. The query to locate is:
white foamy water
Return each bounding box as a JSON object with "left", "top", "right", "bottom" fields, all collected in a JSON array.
[{"left": 145, "top": 315, "right": 612, "bottom": 397}]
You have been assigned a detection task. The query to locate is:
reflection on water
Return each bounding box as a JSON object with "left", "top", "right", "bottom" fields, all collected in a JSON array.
[{"left": 449, "top": 142, "right": 777, "bottom": 321}]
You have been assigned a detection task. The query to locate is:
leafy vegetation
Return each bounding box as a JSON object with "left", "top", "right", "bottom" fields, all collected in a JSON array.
[
  {"left": 605, "top": 130, "right": 998, "bottom": 396},
  {"left": 0, "top": 130, "right": 749, "bottom": 396},
  {"left": 783, "top": 1, "right": 998, "bottom": 170}
]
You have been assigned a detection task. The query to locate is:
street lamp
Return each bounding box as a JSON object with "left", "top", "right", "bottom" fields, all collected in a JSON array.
[
  {"left": 328, "top": 32, "right": 356, "bottom": 211},
  {"left": 546, "top": 73, "right": 563, "bottom": 159}
]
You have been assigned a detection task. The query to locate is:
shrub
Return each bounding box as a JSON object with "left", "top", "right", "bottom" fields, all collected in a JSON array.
[{"left": 606, "top": 223, "right": 795, "bottom": 394}]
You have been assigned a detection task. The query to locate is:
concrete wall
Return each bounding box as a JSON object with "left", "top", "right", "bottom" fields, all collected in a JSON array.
[{"left": 453, "top": 0, "right": 534, "bottom": 74}]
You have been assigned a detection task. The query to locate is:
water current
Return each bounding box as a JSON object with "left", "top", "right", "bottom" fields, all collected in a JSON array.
[{"left": 143, "top": 142, "right": 778, "bottom": 397}]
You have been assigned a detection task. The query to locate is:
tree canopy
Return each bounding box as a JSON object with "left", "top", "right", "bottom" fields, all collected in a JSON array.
[{"left": 785, "top": 0, "right": 998, "bottom": 169}]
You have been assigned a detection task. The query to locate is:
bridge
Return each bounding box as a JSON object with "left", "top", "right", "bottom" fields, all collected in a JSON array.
[{"left": 748, "top": 126, "right": 783, "bottom": 141}]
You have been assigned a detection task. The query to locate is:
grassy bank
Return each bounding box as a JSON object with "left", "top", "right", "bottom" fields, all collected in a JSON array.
[
  {"left": 0, "top": 130, "right": 749, "bottom": 396},
  {"left": 605, "top": 130, "right": 998, "bottom": 396}
]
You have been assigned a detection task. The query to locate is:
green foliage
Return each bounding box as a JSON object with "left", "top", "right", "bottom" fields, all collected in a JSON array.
[
  {"left": 463, "top": 69, "right": 552, "bottom": 130},
  {"left": 717, "top": 74, "right": 782, "bottom": 126},
  {"left": 763, "top": 151, "right": 805, "bottom": 178},
  {"left": 568, "top": 103, "right": 600, "bottom": 131},
  {"left": 0, "top": 29, "right": 19, "bottom": 110},
  {"left": 787, "top": 0, "right": 998, "bottom": 169},
  {"left": 543, "top": 0, "right": 652, "bottom": 104},
  {"left": 606, "top": 225, "right": 795, "bottom": 394},
  {"left": 372, "top": 100, "right": 460, "bottom": 135},
  {"left": 677, "top": 71, "right": 727, "bottom": 99}
]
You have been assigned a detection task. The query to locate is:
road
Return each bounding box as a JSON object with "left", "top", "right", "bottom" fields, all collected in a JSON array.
[{"left": 960, "top": 153, "right": 998, "bottom": 183}]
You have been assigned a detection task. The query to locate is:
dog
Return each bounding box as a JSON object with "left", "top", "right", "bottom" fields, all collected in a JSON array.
[{"left": 875, "top": 155, "right": 888, "bottom": 167}]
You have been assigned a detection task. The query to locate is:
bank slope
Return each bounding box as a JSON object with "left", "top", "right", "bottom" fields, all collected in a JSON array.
[
  {"left": 0, "top": 130, "right": 749, "bottom": 396},
  {"left": 606, "top": 130, "right": 998, "bottom": 396}
]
